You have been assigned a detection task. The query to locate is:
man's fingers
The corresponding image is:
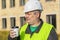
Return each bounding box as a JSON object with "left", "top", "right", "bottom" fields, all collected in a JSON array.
[{"left": 10, "top": 29, "right": 16, "bottom": 38}]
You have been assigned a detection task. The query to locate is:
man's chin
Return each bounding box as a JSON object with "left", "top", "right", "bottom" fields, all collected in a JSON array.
[
  {"left": 26, "top": 21, "right": 30, "bottom": 23},
  {"left": 27, "top": 22, "right": 30, "bottom": 24},
  {"left": 27, "top": 22, "right": 32, "bottom": 25}
]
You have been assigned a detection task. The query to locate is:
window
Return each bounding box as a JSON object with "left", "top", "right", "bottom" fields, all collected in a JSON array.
[
  {"left": 46, "top": 14, "right": 56, "bottom": 28},
  {"left": 10, "top": 17, "right": 16, "bottom": 27},
  {"left": 2, "top": 0, "right": 6, "bottom": 9},
  {"left": 10, "top": 0, "right": 15, "bottom": 7},
  {"left": 20, "top": 17, "right": 26, "bottom": 27},
  {"left": 2, "top": 18, "right": 7, "bottom": 29},
  {"left": 20, "top": 0, "right": 25, "bottom": 6}
]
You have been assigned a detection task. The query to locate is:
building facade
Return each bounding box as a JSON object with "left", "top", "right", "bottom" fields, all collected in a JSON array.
[{"left": 0, "top": 0, "right": 60, "bottom": 36}]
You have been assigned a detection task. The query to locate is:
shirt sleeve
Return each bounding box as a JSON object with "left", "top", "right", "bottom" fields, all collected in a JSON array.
[{"left": 48, "top": 27, "right": 58, "bottom": 40}]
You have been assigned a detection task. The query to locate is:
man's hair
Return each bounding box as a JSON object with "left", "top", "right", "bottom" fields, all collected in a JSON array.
[{"left": 32, "top": 10, "right": 42, "bottom": 14}]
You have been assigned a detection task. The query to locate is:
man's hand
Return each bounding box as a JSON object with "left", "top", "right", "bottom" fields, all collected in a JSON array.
[{"left": 10, "top": 29, "right": 16, "bottom": 38}]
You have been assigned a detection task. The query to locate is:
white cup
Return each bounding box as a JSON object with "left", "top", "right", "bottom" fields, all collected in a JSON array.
[{"left": 12, "top": 26, "right": 19, "bottom": 37}]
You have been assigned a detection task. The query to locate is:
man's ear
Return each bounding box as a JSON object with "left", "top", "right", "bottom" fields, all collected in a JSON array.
[{"left": 36, "top": 12, "right": 40, "bottom": 18}]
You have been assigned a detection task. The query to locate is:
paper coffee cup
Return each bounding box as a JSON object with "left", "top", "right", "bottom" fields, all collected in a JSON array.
[{"left": 12, "top": 26, "right": 19, "bottom": 37}]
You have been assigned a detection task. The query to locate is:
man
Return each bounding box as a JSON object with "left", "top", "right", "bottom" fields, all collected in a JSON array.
[{"left": 8, "top": 0, "right": 58, "bottom": 40}]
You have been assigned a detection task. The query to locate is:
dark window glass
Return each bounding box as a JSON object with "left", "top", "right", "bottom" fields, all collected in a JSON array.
[
  {"left": 20, "top": 0, "right": 25, "bottom": 6},
  {"left": 46, "top": 14, "right": 56, "bottom": 28},
  {"left": 10, "top": 17, "right": 16, "bottom": 27},
  {"left": 2, "top": 0, "right": 6, "bottom": 9},
  {"left": 10, "top": 0, "right": 15, "bottom": 7},
  {"left": 20, "top": 17, "right": 26, "bottom": 27},
  {"left": 2, "top": 18, "right": 7, "bottom": 29}
]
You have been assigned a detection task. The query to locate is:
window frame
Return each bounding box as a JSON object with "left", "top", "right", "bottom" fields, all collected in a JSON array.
[
  {"left": 2, "top": 18, "right": 7, "bottom": 29},
  {"left": 10, "top": 0, "right": 15, "bottom": 7},
  {"left": 20, "top": 0, "right": 25, "bottom": 6},
  {"left": 2, "top": 0, "right": 6, "bottom": 9},
  {"left": 20, "top": 16, "right": 26, "bottom": 27},
  {"left": 46, "top": 14, "right": 56, "bottom": 28},
  {"left": 10, "top": 17, "right": 16, "bottom": 27}
]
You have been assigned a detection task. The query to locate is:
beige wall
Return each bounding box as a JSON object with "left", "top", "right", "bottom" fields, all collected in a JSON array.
[
  {"left": 0, "top": 0, "right": 24, "bottom": 31},
  {"left": 0, "top": 0, "right": 60, "bottom": 35}
]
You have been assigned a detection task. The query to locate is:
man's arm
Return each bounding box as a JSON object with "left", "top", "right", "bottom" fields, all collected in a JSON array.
[
  {"left": 8, "top": 35, "right": 20, "bottom": 40},
  {"left": 48, "top": 28, "right": 58, "bottom": 40}
]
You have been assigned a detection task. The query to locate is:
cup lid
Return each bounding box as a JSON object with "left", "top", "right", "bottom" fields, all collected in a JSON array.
[{"left": 11, "top": 26, "right": 19, "bottom": 28}]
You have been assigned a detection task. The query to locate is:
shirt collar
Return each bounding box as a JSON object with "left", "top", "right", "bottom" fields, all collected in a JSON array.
[{"left": 25, "top": 19, "right": 43, "bottom": 34}]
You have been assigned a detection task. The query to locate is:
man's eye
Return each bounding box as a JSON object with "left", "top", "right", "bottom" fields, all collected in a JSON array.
[
  {"left": 25, "top": 13, "right": 31, "bottom": 15},
  {"left": 25, "top": 12, "right": 29, "bottom": 14}
]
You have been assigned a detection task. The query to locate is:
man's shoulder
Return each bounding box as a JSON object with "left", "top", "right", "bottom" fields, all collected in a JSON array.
[
  {"left": 20, "top": 23, "right": 28, "bottom": 31},
  {"left": 21, "top": 23, "right": 28, "bottom": 28},
  {"left": 43, "top": 22, "right": 54, "bottom": 27},
  {"left": 48, "top": 26, "right": 58, "bottom": 40}
]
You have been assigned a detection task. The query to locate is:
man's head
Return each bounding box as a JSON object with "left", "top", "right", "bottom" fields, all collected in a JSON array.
[
  {"left": 25, "top": 10, "right": 41, "bottom": 25},
  {"left": 24, "top": 0, "right": 43, "bottom": 25}
]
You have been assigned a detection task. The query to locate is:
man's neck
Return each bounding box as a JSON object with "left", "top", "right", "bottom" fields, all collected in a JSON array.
[{"left": 30, "top": 21, "right": 41, "bottom": 27}]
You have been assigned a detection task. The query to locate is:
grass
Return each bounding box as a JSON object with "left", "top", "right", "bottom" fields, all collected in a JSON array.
[{"left": 0, "top": 31, "right": 9, "bottom": 40}]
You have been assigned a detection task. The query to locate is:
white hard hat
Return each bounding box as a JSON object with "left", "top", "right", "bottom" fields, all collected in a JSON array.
[{"left": 24, "top": 0, "right": 43, "bottom": 12}]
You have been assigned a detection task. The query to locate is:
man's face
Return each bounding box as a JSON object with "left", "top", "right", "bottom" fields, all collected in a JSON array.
[{"left": 25, "top": 11, "right": 40, "bottom": 25}]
